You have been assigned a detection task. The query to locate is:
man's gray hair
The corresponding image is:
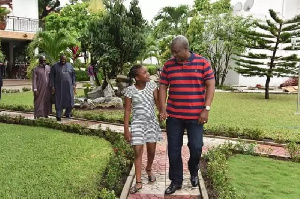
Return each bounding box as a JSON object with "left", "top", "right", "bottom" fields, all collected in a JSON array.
[{"left": 171, "top": 35, "right": 189, "bottom": 49}]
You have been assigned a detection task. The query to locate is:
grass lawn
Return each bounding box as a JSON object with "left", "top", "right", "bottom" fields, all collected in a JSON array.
[
  {"left": 0, "top": 123, "right": 112, "bottom": 198},
  {"left": 1, "top": 91, "right": 300, "bottom": 142},
  {"left": 208, "top": 92, "right": 300, "bottom": 142},
  {"left": 0, "top": 89, "right": 85, "bottom": 107},
  {"left": 227, "top": 154, "right": 300, "bottom": 198}
]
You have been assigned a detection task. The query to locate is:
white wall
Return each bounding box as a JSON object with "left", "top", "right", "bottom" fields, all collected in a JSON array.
[{"left": 12, "top": 0, "right": 38, "bottom": 19}]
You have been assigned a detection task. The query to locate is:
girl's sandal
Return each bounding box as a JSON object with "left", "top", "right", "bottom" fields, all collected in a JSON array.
[
  {"left": 129, "top": 182, "right": 142, "bottom": 194},
  {"left": 146, "top": 169, "right": 156, "bottom": 182}
]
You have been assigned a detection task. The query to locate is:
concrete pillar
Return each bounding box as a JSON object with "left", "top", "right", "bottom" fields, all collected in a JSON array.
[{"left": 8, "top": 41, "right": 13, "bottom": 71}]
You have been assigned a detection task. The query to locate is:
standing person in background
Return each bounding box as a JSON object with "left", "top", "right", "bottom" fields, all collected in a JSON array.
[
  {"left": 50, "top": 54, "right": 76, "bottom": 121},
  {"left": 159, "top": 35, "right": 215, "bottom": 195},
  {"left": 87, "top": 63, "right": 95, "bottom": 87},
  {"left": 32, "top": 56, "right": 52, "bottom": 118},
  {"left": 124, "top": 64, "right": 162, "bottom": 194}
]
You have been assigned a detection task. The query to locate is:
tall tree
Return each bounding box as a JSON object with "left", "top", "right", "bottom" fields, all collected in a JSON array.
[
  {"left": 187, "top": 0, "right": 252, "bottom": 86},
  {"left": 85, "top": 0, "right": 147, "bottom": 88},
  {"left": 187, "top": 13, "right": 252, "bottom": 86},
  {"left": 39, "top": 0, "right": 61, "bottom": 19},
  {"left": 235, "top": 10, "right": 300, "bottom": 99},
  {"left": 44, "top": 3, "right": 100, "bottom": 68},
  {"left": 152, "top": 5, "right": 190, "bottom": 64},
  {"left": 154, "top": 5, "right": 190, "bottom": 35}
]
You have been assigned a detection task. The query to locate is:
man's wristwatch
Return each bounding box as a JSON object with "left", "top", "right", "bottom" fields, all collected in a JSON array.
[{"left": 204, "top": 106, "right": 211, "bottom": 111}]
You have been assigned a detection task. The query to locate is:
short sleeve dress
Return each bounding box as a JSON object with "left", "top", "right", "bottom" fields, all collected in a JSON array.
[{"left": 124, "top": 81, "right": 162, "bottom": 145}]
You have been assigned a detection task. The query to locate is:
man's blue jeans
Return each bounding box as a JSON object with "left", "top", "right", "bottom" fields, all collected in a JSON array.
[{"left": 166, "top": 117, "right": 204, "bottom": 186}]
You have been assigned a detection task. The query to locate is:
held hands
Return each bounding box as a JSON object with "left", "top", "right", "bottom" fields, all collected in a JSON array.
[
  {"left": 198, "top": 109, "right": 209, "bottom": 124},
  {"left": 52, "top": 87, "right": 55, "bottom": 94},
  {"left": 159, "top": 111, "right": 168, "bottom": 121}
]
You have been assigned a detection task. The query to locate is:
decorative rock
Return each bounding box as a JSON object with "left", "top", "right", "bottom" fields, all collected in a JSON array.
[
  {"left": 106, "top": 97, "right": 123, "bottom": 108},
  {"left": 116, "top": 75, "right": 129, "bottom": 97},
  {"left": 103, "top": 84, "right": 115, "bottom": 98},
  {"left": 92, "top": 97, "right": 106, "bottom": 104},
  {"left": 87, "top": 86, "right": 104, "bottom": 99}
]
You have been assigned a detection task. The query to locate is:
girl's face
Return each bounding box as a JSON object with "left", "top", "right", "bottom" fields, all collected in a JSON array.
[{"left": 136, "top": 66, "right": 150, "bottom": 82}]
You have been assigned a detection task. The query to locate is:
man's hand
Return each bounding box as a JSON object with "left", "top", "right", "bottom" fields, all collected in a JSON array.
[
  {"left": 34, "top": 91, "right": 39, "bottom": 97},
  {"left": 52, "top": 87, "right": 55, "bottom": 94},
  {"left": 198, "top": 109, "right": 209, "bottom": 124},
  {"left": 124, "top": 128, "right": 131, "bottom": 143}
]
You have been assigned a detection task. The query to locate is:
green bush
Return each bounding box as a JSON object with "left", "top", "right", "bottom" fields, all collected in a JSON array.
[
  {"left": 75, "top": 70, "right": 89, "bottom": 81},
  {"left": 204, "top": 144, "right": 239, "bottom": 199},
  {"left": 1, "top": 89, "right": 20, "bottom": 93},
  {"left": 73, "top": 59, "right": 86, "bottom": 70},
  {"left": 286, "top": 141, "right": 300, "bottom": 161},
  {"left": 22, "top": 87, "right": 31, "bottom": 92},
  {"left": 145, "top": 64, "right": 159, "bottom": 75}
]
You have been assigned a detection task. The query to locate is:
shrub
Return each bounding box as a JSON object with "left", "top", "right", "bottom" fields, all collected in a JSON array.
[
  {"left": 22, "top": 87, "right": 31, "bottom": 92},
  {"left": 75, "top": 70, "right": 89, "bottom": 81},
  {"left": 1, "top": 89, "right": 20, "bottom": 93},
  {"left": 286, "top": 141, "right": 300, "bottom": 161},
  {"left": 145, "top": 64, "right": 159, "bottom": 75},
  {"left": 203, "top": 143, "right": 239, "bottom": 199}
]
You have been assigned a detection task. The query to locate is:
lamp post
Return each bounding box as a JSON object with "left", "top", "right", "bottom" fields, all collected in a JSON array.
[{"left": 291, "top": 36, "right": 300, "bottom": 114}]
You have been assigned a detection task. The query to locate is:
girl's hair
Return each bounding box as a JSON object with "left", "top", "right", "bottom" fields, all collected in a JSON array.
[{"left": 128, "top": 64, "right": 142, "bottom": 85}]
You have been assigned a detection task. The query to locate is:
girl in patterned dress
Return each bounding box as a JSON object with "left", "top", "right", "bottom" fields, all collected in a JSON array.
[{"left": 124, "top": 64, "right": 162, "bottom": 194}]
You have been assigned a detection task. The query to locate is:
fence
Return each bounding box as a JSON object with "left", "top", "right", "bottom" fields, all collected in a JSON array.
[{"left": 5, "top": 16, "right": 41, "bottom": 32}]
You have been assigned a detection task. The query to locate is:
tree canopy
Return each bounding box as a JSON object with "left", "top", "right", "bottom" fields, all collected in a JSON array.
[
  {"left": 84, "top": 0, "right": 147, "bottom": 86},
  {"left": 187, "top": 0, "right": 252, "bottom": 86}
]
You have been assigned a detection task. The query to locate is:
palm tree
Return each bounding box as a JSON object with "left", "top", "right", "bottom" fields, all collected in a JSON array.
[
  {"left": 28, "top": 30, "right": 77, "bottom": 64},
  {"left": 154, "top": 5, "right": 190, "bottom": 35}
]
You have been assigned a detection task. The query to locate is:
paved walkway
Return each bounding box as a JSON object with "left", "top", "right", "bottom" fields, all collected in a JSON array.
[{"left": 0, "top": 110, "right": 290, "bottom": 198}]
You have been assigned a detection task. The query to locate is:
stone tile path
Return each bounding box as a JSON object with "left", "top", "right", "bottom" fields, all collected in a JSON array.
[{"left": 0, "top": 110, "right": 290, "bottom": 199}]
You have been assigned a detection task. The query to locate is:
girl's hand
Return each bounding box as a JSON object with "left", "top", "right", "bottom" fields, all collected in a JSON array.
[{"left": 124, "top": 128, "right": 131, "bottom": 143}]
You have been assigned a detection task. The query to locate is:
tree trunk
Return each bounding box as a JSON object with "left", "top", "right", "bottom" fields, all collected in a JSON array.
[
  {"left": 94, "top": 71, "right": 100, "bottom": 86},
  {"left": 265, "top": 76, "right": 270, "bottom": 99},
  {"left": 215, "top": 75, "right": 220, "bottom": 87}
]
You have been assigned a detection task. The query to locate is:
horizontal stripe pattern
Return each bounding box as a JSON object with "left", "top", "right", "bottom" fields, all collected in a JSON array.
[{"left": 159, "top": 52, "right": 214, "bottom": 119}]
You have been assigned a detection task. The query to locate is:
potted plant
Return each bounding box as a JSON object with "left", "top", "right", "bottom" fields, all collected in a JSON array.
[{"left": 0, "top": 7, "right": 10, "bottom": 30}]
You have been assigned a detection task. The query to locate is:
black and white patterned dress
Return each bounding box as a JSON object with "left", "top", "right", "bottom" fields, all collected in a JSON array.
[{"left": 124, "top": 81, "right": 162, "bottom": 145}]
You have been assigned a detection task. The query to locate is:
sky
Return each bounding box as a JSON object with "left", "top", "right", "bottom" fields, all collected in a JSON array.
[{"left": 59, "top": 0, "right": 195, "bottom": 22}]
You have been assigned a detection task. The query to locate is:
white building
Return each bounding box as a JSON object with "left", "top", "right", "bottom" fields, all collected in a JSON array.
[
  {"left": 224, "top": 0, "right": 300, "bottom": 87},
  {"left": 0, "top": 0, "right": 39, "bottom": 78}
]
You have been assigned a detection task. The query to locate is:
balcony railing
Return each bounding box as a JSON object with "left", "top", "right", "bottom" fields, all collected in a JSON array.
[{"left": 4, "top": 16, "right": 41, "bottom": 32}]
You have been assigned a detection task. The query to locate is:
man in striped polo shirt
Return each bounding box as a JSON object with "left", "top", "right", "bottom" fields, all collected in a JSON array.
[{"left": 159, "top": 35, "right": 215, "bottom": 195}]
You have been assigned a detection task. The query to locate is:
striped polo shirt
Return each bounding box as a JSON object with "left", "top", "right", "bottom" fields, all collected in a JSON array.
[{"left": 159, "top": 52, "right": 215, "bottom": 119}]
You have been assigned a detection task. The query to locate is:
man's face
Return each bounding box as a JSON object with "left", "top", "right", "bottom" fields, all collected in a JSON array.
[
  {"left": 171, "top": 43, "right": 188, "bottom": 62},
  {"left": 39, "top": 58, "right": 46, "bottom": 66},
  {"left": 60, "top": 56, "right": 66, "bottom": 65}
]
